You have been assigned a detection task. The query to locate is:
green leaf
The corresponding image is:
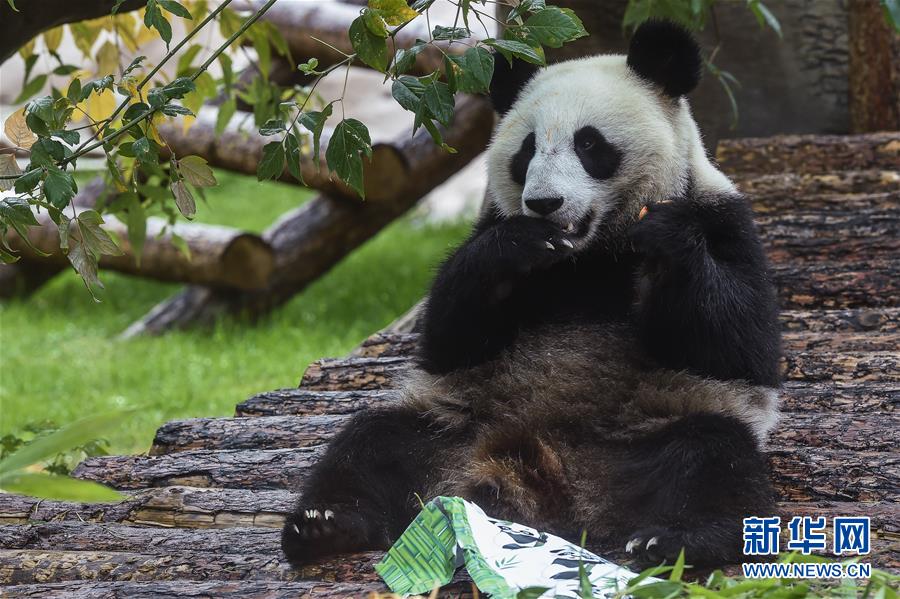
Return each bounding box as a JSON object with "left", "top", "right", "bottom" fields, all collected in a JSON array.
[
  {"left": 216, "top": 98, "right": 237, "bottom": 136},
  {"left": 523, "top": 6, "right": 587, "bottom": 48},
  {"left": 257, "top": 141, "right": 285, "bottom": 181},
  {"left": 163, "top": 77, "right": 196, "bottom": 99},
  {"left": 132, "top": 137, "right": 157, "bottom": 165},
  {"left": 160, "top": 104, "right": 193, "bottom": 117},
  {"left": 349, "top": 14, "right": 389, "bottom": 71},
  {"left": 484, "top": 38, "right": 545, "bottom": 65},
  {"left": 0, "top": 471, "right": 123, "bottom": 502},
  {"left": 260, "top": 119, "right": 286, "bottom": 136},
  {"left": 13, "top": 168, "right": 42, "bottom": 194},
  {"left": 450, "top": 46, "right": 494, "bottom": 93},
  {"left": 422, "top": 78, "right": 454, "bottom": 126},
  {"left": 747, "top": 1, "right": 782, "bottom": 38},
  {"left": 284, "top": 132, "right": 304, "bottom": 184},
  {"left": 176, "top": 44, "right": 203, "bottom": 76},
  {"left": 53, "top": 129, "right": 81, "bottom": 146},
  {"left": 66, "top": 79, "right": 82, "bottom": 103},
  {"left": 669, "top": 548, "right": 686, "bottom": 581},
  {"left": 77, "top": 210, "right": 123, "bottom": 257},
  {"left": 362, "top": 7, "right": 389, "bottom": 37},
  {"left": 432, "top": 25, "right": 470, "bottom": 40},
  {"left": 325, "top": 119, "right": 372, "bottom": 198},
  {"left": 170, "top": 179, "right": 196, "bottom": 218},
  {"left": 15, "top": 75, "right": 48, "bottom": 104},
  {"left": 298, "top": 103, "right": 333, "bottom": 166},
  {"left": 516, "top": 587, "right": 551, "bottom": 599},
  {"left": 177, "top": 155, "right": 217, "bottom": 187},
  {"left": 392, "top": 42, "right": 425, "bottom": 75},
  {"left": 43, "top": 166, "right": 77, "bottom": 209},
  {"left": 370, "top": 0, "right": 418, "bottom": 25},
  {"left": 391, "top": 75, "right": 425, "bottom": 113},
  {"left": 6, "top": 0, "right": 19, "bottom": 12},
  {"left": 158, "top": 0, "right": 192, "bottom": 19},
  {"left": 144, "top": 0, "right": 173, "bottom": 46},
  {"left": 123, "top": 55, "right": 147, "bottom": 77},
  {"left": 123, "top": 102, "right": 151, "bottom": 122},
  {"left": 0, "top": 412, "right": 131, "bottom": 475}
]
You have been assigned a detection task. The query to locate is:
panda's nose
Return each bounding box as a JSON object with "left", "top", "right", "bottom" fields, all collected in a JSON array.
[{"left": 525, "top": 197, "right": 563, "bottom": 216}]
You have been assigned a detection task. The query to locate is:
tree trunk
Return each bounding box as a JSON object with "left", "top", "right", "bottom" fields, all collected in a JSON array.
[{"left": 848, "top": 0, "right": 900, "bottom": 132}]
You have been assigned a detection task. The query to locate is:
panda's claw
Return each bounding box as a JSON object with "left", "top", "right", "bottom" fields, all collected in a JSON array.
[
  {"left": 646, "top": 536, "right": 659, "bottom": 550},
  {"left": 561, "top": 238, "right": 574, "bottom": 249},
  {"left": 545, "top": 241, "right": 556, "bottom": 250},
  {"left": 626, "top": 537, "right": 643, "bottom": 554}
]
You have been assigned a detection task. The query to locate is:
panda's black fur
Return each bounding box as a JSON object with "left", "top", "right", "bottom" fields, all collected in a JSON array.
[{"left": 282, "top": 20, "right": 781, "bottom": 569}]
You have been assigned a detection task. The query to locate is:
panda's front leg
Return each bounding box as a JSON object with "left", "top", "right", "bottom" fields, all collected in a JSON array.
[
  {"left": 418, "top": 215, "right": 576, "bottom": 374},
  {"left": 629, "top": 195, "right": 781, "bottom": 387}
]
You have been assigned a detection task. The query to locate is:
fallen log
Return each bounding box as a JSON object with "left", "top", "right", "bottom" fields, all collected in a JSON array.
[
  {"left": 299, "top": 356, "right": 410, "bottom": 390},
  {"left": 150, "top": 411, "right": 899, "bottom": 455},
  {"left": 246, "top": 0, "right": 474, "bottom": 76},
  {"left": 753, "top": 190, "right": 899, "bottom": 215},
  {"left": 0, "top": 580, "right": 404, "bottom": 599},
  {"left": 122, "top": 95, "right": 495, "bottom": 336},
  {"left": 235, "top": 389, "right": 398, "bottom": 417},
  {"left": 72, "top": 445, "right": 899, "bottom": 502},
  {"left": 768, "top": 448, "right": 899, "bottom": 503},
  {"left": 7, "top": 211, "right": 275, "bottom": 291},
  {"left": 779, "top": 381, "right": 898, "bottom": 413},
  {"left": 353, "top": 332, "right": 419, "bottom": 358},
  {"left": 759, "top": 208, "right": 899, "bottom": 263},
  {"left": 716, "top": 132, "right": 900, "bottom": 176},
  {"left": 735, "top": 170, "right": 899, "bottom": 198},
  {"left": 779, "top": 307, "right": 898, "bottom": 334},
  {"left": 772, "top": 260, "right": 898, "bottom": 310},
  {"left": 0, "top": 486, "right": 295, "bottom": 529},
  {"left": 158, "top": 107, "right": 407, "bottom": 202}
]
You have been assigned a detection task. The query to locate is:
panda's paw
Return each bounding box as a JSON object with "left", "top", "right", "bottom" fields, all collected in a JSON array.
[
  {"left": 492, "top": 215, "right": 576, "bottom": 270},
  {"left": 624, "top": 527, "right": 688, "bottom": 567},
  {"left": 281, "top": 507, "right": 358, "bottom": 566},
  {"left": 629, "top": 200, "right": 702, "bottom": 261}
]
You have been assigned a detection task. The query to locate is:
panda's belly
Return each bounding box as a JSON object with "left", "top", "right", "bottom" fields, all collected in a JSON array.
[{"left": 402, "top": 321, "right": 779, "bottom": 444}]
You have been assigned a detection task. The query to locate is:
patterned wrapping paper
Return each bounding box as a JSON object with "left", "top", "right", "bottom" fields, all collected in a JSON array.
[{"left": 376, "top": 496, "right": 650, "bottom": 598}]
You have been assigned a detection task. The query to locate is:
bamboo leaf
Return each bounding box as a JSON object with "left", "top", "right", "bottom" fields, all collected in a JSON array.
[{"left": 0, "top": 472, "right": 123, "bottom": 503}]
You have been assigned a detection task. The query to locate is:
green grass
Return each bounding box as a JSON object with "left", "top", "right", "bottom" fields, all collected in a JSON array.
[{"left": 0, "top": 171, "right": 470, "bottom": 454}]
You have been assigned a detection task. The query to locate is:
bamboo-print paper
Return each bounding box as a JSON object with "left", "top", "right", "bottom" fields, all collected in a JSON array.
[{"left": 376, "top": 496, "right": 649, "bottom": 598}]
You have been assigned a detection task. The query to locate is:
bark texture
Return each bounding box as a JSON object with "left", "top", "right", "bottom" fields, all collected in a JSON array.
[{"left": 848, "top": 0, "right": 900, "bottom": 132}]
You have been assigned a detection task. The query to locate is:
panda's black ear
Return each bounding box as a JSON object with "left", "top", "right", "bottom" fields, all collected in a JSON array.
[
  {"left": 626, "top": 19, "right": 702, "bottom": 97},
  {"left": 489, "top": 54, "right": 539, "bottom": 114}
]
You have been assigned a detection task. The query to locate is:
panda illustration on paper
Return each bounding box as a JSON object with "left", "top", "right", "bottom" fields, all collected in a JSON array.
[{"left": 282, "top": 19, "right": 781, "bottom": 568}]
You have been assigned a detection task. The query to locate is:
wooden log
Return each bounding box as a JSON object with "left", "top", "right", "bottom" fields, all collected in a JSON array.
[
  {"left": 759, "top": 208, "right": 899, "bottom": 263},
  {"left": 768, "top": 448, "right": 899, "bottom": 503},
  {"left": 779, "top": 381, "right": 899, "bottom": 414},
  {"left": 8, "top": 211, "right": 275, "bottom": 291},
  {"left": 0, "top": 486, "right": 295, "bottom": 529},
  {"left": 753, "top": 190, "right": 899, "bottom": 215},
  {"left": 122, "top": 95, "right": 495, "bottom": 336},
  {"left": 72, "top": 445, "right": 899, "bottom": 502},
  {"left": 847, "top": 0, "right": 900, "bottom": 132},
  {"left": 0, "top": 548, "right": 388, "bottom": 585},
  {"left": 247, "top": 0, "right": 474, "bottom": 76},
  {"left": 299, "top": 356, "right": 410, "bottom": 390},
  {"left": 716, "top": 132, "right": 900, "bottom": 176},
  {"left": 158, "top": 107, "right": 408, "bottom": 202},
  {"left": 0, "top": 580, "right": 405, "bottom": 599},
  {"left": 235, "top": 389, "right": 399, "bottom": 417},
  {"left": 353, "top": 332, "right": 419, "bottom": 358},
  {"left": 780, "top": 307, "right": 898, "bottom": 334},
  {"left": 772, "top": 261, "right": 898, "bottom": 310},
  {"left": 735, "top": 170, "right": 900, "bottom": 198},
  {"left": 149, "top": 411, "right": 899, "bottom": 455}
]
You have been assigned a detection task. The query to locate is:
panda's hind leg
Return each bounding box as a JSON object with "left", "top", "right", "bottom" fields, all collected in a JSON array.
[
  {"left": 617, "top": 413, "right": 774, "bottom": 567},
  {"left": 281, "top": 405, "right": 451, "bottom": 566}
]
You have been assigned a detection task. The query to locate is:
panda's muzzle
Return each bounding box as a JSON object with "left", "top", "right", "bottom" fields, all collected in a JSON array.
[{"left": 524, "top": 196, "right": 563, "bottom": 216}]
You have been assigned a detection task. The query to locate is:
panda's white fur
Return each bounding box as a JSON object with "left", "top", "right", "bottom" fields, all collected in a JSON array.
[{"left": 487, "top": 55, "right": 735, "bottom": 252}]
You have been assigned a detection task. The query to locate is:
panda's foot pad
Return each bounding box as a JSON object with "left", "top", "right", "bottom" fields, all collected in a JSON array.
[
  {"left": 282, "top": 507, "right": 359, "bottom": 564},
  {"left": 625, "top": 527, "right": 690, "bottom": 566}
]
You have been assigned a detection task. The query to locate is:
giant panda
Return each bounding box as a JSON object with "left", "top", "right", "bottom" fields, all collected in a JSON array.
[{"left": 281, "top": 19, "right": 781, "bottom": 569}]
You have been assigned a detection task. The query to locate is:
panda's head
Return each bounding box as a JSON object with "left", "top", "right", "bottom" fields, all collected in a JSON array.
[{"left": 486, "top": 20, "right": 734, "bottom": 248}]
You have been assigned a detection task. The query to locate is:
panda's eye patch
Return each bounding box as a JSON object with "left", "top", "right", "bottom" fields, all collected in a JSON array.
[
  {"left": 574, "top": 126, "right": 621, "bottom": 180},
  {"left": 510, "top": 132, "right": 536, "bottom": 186}
]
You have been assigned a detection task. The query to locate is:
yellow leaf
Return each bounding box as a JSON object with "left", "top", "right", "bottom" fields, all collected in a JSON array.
[
  {"left": 181, "top": 114, "right": 196, "bottom": 134},
  {"left": 4, "top": 108, "right": 37, "bottom": 150},
  {"left": 148, "top": 113, "right": 166, "bottom": 144},
  {"left": 370, "top": 0, "right": 418, "bottom": 25},
  {"left": 18, "top": 39, "right": 35, "bottom": 60},
  {"left": 96, "top": 41, "right": 120, "bottom": 78},
  {"left": 43, "top": 26, "right": 65, "bottom": 53},
  {"left": 114, "top": 13, "right": 139, "bottom": 53},
  {"left": 120, "top": 76, "right": 139, "bottom": 99},
  {"left": 83, "top": 89, "right": 117, "bottom": 130}
]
